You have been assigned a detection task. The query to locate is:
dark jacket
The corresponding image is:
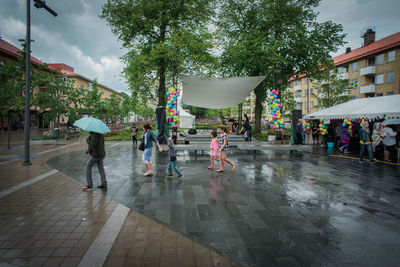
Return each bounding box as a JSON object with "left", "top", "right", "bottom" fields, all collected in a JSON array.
[
  {"left": 144, "top": 130, "right": 157, "bottom": 149},
  {"left": 87, "top": 132, "right": 105, "bottom": 158},
  {"left": 295, "top": 123, "right": 303, "bottom": 134},
  {"left": 359, "top": 127, "right": 373, "bottom": 144},
  {"left": 243, "top": 120, "right": 252, "bottom": 131}
]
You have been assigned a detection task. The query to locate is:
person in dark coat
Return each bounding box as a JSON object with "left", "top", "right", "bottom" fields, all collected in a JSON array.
[
  {"left": 239, "top": 114, "right": 252, "bottom": 141},
  {"left": 82, "top": 132, "right": 107, "bottom": 190},
  {"left": 295, "top": 119, "right": 303, "bottom": 144}
]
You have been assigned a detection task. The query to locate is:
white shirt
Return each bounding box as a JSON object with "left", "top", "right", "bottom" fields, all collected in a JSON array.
[{"left": 383, "top": 127, "right": 397, "bottom": 146}]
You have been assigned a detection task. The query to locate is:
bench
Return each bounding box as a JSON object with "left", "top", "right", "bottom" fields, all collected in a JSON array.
[{"left": 237, "top": 144, "right": 312, "bottom": 154}]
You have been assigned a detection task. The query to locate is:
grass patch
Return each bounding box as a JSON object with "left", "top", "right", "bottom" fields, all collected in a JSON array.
[{"left": 254, "top": 133, "right": 270, "bottom": 142}]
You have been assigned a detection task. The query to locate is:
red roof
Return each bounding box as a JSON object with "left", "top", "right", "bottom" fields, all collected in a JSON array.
[
  {"left": 333, "top": 32, "right": 400, "bottom": 66},
  {"left": 0, "top": 39, "right": 54, "bottom": 68}
]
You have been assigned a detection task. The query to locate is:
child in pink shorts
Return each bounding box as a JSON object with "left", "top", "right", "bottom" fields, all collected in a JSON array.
[{"left": 209, "top": 131, "right": 223, "bottom": 169}]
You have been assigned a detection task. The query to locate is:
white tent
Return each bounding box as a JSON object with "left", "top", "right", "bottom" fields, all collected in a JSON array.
[
  {"left": 181, "top": 75, "right": 266, "bottom": 109},
  {"left": 178, "top": 105, "right": 195, "bottom": 129},
  {"left": 304, "top": 95, "right": 400, "bottom": 120}
]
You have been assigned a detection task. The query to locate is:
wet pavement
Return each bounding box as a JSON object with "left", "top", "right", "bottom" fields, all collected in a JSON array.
[{"left": 48, "top": 144, "right": 400, "bottom": 267}]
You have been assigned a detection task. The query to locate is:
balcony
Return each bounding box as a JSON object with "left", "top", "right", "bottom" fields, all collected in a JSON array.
[
  {"left": 360, "top": 84, "right": 376, "bottom": 94},
  {"left": 337, "top": 72, "right": 349, "bottom": 80},
  {"left": 294, "top": 85, "right": 302, "bottom": 91},
  {"left": 294, "top": 97, "right": 302, "bottom": 103},
  {"left": 360, "top": 66, "right": 376, "bottom": 76}
]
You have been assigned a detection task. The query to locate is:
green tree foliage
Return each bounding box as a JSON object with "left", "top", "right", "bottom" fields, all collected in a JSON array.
[
  {"left": 33, "top": 68, "right": 80, "bottom": 127},
  {"left": 81, "top": 80, "right": 105, "bottom": 118},
  {"left": 217, "top": 0, "right": 346, "bottom": 133},
  {"left": 104, "top": 93, "right": 123, "bottom": 123},
  {"left": 0, "top": 40, "right": 31, "bottom": 118},
  {"left": 182, "top": 104, "right": 230, "bottom": 119},
  {"left": 313, "top": 69, "right": 352, "bottom": 108},
  {"left": 101, "top": 0, "right": 217, "bottom": 107}
]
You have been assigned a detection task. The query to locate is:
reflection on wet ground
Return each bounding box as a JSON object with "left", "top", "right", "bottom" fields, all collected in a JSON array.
[{"left": 48, "top": 144, "right": 400, "bottom": 266}]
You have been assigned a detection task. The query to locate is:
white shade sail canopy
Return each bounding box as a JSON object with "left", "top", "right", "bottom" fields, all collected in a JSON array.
[
  {"left": 181, "top": 75, "right": 266, "bottom": 109},
  {"left": 304, "top": 95, "right": 400, "bottom": 120}
]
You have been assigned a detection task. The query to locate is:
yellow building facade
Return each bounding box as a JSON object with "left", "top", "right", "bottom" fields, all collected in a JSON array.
[{"left": 289, "top": 30, "right": 400, "bottom": 115}]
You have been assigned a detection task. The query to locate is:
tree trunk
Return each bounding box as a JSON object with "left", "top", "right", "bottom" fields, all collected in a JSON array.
[
  {"left": 157, "top": 23, "right": 167, "bottom": 107},
  {"left": 158, "top": 63, "right": 166, "bottom": 107},
  {"left": 253, "top": 85, "right": 265, "bottom": 135}
]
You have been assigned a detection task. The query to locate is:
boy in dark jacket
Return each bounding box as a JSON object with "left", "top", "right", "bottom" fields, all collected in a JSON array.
[
  {"left": 82, "top": 132, "right": 107, "bottom": 190},
  {"left": 167, "top": 137, "right": 182, "bottom": 178}
]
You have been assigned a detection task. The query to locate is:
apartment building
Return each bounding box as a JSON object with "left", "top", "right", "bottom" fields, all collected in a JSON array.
[
  {"left": 289, "top": 30, "right": 400, "bottom": 115},
  {"left": 48, "top": 64, "right": 123, "bottom": 100},
  {"left": 0, "top": 38, "right": 123, "bottom": 129}
]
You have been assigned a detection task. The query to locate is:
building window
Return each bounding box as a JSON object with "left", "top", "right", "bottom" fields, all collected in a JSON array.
[
  {"left": 375, "top": 73, "right": 384, "bottom": 85},
  {"left": 310, "top": 88, "right": 314, "bottom": 95},
  {"left": 376, "top": 93, "right": 383, "bottom": 97},
  {"left": 310, "top": 101, "right": 314, "bottom": 109},
  {"left": 295, "top": 80, "right": 301, "bottom": 86},
  {"left": 375, "top": 54, "right": 384, "bottom": 65},
  {"left": 387, "top": 50, "right": 395, "bottom": 63},
  {"left": 386, "top": 71, "right": 395, "bottom": 83},
  {"left": 80, "top": 85, "right": 84, "bottom": 90},
  {"left": 386, "top": 92, "right": 394, "bottom": 96},
  {"left": 352, "top": 62, "right": 358, "bottom": 72},
  {"left": 303, "top": 77, "right": 308, "bottom": 84},
  {"left": 304, "top": 90, "right": 308, "bottom": 97},
  {"left": 290, "top": 81, "right": 294, "bottom": 88},
  {"left": 304, "top": 102, "right": 308, "bottom": 109},
  {"left": 295, "top": 91, "right": 302, "bottom": 98},
  {"left": 88, "top": 82, "right": 92, "bottom": 91}
]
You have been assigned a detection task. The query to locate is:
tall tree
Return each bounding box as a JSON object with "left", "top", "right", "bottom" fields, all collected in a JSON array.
[
  {"left": 101, "top": 0, "right": 217, "bottom": 107},
  {"left": 33, "top": 68, "right": 80, "bottom": 128},
  {"left": 313, "top": 69, "right": 352, "bottom": 108},
  {"left": 81, "top": 80, "right": 105, "bottom": 118},
  {"left": 218, "top": 0, "right": 346, "bottom": 134},
  {"left": 104, "top": 93, "right": 123, "bottom": 125}
]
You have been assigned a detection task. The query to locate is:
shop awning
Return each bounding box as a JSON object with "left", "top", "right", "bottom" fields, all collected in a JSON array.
[
  {"left": 304, "top": 95, "right": 400, "bottom": 120},
  {"left": 181, "top": 75, "right": 266, "bottom": 109}
]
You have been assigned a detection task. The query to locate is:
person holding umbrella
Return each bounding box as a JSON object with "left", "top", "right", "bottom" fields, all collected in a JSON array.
[{"left": 73, "top": 117, "right": 110, "bottom": 190}]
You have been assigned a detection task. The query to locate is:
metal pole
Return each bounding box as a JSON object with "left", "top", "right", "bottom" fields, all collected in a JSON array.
[{"left": 23, "top": 0, "right": 32, "bottom": 165}]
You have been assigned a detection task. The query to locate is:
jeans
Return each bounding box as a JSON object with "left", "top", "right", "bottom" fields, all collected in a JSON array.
[
  {"left": 86, "top": 156, "right": 106, "bottom": 187},
  {"left": 168, "top": 160, "right": 181, "bottom": 175},
  {"left": 247, "top": 131, "right": 252, "bottom": 142},
  {"left": 360, "top": 144, "right": 373, "bottom": 161}
]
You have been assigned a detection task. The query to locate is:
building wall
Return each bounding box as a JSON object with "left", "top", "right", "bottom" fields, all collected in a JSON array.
[{"left": 289, "top": 46, "right": 400, "bottom": 115}]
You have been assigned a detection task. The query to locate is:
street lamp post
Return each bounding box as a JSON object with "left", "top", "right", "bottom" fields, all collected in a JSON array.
[{"left": 23, "top": 0, "right": 57, "bottom": 166}]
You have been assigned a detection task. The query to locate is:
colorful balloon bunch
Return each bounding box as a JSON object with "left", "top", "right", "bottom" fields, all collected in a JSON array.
[
  {"left": 342, "top": 119, "right": 353, "bottom": 135},
  {"left": 166, "top": 88, "right": 181, "bottom": 126},
  {"left": 319, "top": 119, "right": 328, "bottom": 135},
  {"left": 304, "top": 120, "right": 312, "bottom": 134},
  {"left": 268, "top": 90, "right": 284, "bottom": 130}
]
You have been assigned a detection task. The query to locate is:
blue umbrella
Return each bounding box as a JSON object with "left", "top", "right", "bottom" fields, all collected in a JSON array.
[{"left": 73, "top": 117, "right": 111, "bottom": 134}]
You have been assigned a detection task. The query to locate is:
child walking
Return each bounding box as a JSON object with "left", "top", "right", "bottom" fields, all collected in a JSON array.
[
  {"left": 167, "top": 137, "right": 182, "bottom": 177},
  {"left": 217, "top": 127, "right": 236, "bottom": 172},
  {"left": 208, "top": 131, "right": 223, "bottom": 169}
]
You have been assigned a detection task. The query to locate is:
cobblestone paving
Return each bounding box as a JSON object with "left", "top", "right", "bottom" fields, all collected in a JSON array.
[{"left": 48, "top": 144, "right": 400, "bottom": 266}]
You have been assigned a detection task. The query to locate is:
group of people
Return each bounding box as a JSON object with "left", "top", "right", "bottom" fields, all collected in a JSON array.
[
  {"left": 81, "top": 123, "right": 238, "bottom": 190},
  {"left": 338, "top": 122, "right": 397, "bottom": 162},
  {"left": 295, "top": 118, "right": 398, "bottom": 163},
  {"left": 225, "top": 114, "right": 253, "bottom": 141}
]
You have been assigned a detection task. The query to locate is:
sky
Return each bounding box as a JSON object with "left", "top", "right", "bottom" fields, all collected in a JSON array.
[{"left": 1, "top": 0, "right": 399, "bottom": 94}]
